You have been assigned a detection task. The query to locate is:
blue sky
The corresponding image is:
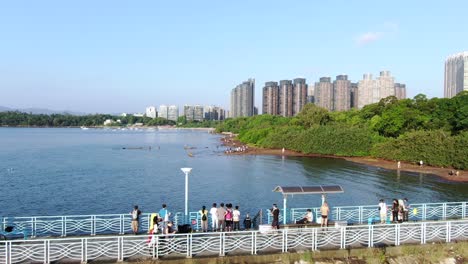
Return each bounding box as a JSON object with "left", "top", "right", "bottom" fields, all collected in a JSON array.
[{"left": 0, "top": 1, "right": 467, "bottom": 113}]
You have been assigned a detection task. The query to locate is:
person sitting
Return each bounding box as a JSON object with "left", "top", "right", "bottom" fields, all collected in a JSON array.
[
  {"left": 164, "top": 221, "right": 176, "bottom": 237},
  {"left": 296, "top": 209, "right": 313, "bottom": 225}
]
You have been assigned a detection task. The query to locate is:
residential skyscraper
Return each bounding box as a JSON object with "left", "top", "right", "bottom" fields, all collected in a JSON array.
[
  {"left": 358, "top": 71, "right": 405, "bottom": 109},
  {"left": 394, "top": 83, "right": 407, "bottom": 100},
  {"left": 293, "top": 78, "right": 308, "bottom": 115},
  {"left": 262, "top": 81, "right": 279, "bottom": 115},
  {"left": 279, "top": 80, "right": 293, "bottom": 117},
  {"left": 444, "top": 51, "right": 468, "bottom": 98},
  {"left": 145, "top": 106, "right": 157, "bottom": 118},
  {"left": 158, "top": 105, "right": 169, "bottom": 119},
  {"left": 314, "top": 77, "right": 333, "bottom": 111},
  {"left": 350, "top": 83, "right": 358, "bottom": 109},
  {"left": 230, "top": 78, "right": 255, "bottom": 118},
  {"left": 167, "top": 105, "right": 179, "bottom": 122},
  {"left": 333, "top": 75, "right": 351, "bottom": 111}
]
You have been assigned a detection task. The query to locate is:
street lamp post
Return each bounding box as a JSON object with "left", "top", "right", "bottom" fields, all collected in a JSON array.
[{"left": 181, "top": 168, "right": 192, "bottom": 224}]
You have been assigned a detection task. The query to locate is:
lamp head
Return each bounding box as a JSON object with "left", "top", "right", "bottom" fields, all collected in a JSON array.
[{"left": 181, "top": 168, "right": 192, "bottom": 174}]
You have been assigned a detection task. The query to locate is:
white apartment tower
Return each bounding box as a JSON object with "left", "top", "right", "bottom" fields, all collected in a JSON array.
[
  {"left": 167, "top": 105, "right": 179, "bottom": 121},
  {"left": 145, "top": 106, "right": 157, "bottom": 118},
  {"left": 158, "top": 105, "right": 169, "bottom": 119},
  {"left": 444, "top": 51, "right": 468, "bottom": 98}
]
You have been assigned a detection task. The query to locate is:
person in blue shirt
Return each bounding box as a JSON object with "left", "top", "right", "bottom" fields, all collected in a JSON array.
[{"left": 158, "top": 204, "right": 171, "bottom": 232}]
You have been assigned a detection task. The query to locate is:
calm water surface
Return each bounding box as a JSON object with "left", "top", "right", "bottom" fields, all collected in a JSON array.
[{"left": 0, "top": 128, "right": 466, "bottom": 217}]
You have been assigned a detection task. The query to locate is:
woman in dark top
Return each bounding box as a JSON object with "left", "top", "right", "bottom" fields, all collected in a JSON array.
[{"left": 392, "top": 199, "right": 399, "bottom": 223}]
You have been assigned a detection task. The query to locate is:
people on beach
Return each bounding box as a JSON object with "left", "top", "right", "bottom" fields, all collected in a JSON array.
[
  {"left": 378, "top": 199, "right": 387, "bottom": 224},
  {"left": 296, "top": 209, "right": 313, "bottom": 224},
  {"left": 419, "top": 160, "right": 423, "bottom": 167},
  {"left": 217, "top": 203, "right": 226, "bottom": 231},
  {"left": 320, "top": 202, "right": 330, "bottom": 227},
  {"left": 270, "top": 204, "right": 280, "bottom": 229},
  {"left": 243, "top": 213, "right": 252, "bottom": 230},
  {"left": 130, "top": 205, "right": 142, "bottom": 235},
  {"left": 233, "top": 205, "right": 241, "bottom": 231},
  {"left": 210, "top": 203, "right": 218, "bottom": 231},
  {"left": 199, "top": 205, "right": 208, "bottom": 232}
]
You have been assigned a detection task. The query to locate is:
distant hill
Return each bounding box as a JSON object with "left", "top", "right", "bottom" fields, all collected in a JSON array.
[{"left": 0, "top": 106, "right": 88, "bottom": 116}]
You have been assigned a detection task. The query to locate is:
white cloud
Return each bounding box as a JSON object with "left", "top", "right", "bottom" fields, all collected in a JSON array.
[
  {"left": 355, "top": 22, "right": 399, "bottom": 46},
  {"left": 355, "top": 32, "right": 383, "bottom": 46}
]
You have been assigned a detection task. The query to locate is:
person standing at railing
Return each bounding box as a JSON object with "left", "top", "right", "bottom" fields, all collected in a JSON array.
[
  {"left": 320, "top": 202, "right": 330, "bottom": 227},
  {"left": 199, "top": 206, "right": 208, "bottom": 232},
  {"left": 391, "top": 199, "right": 399, "bottom": 223},
  {"left": 210, "top": 203, "right": 218, "bottom": 231},
  {"left": 158, "top": 204, "right": 171, "bottom": 233},
  {"left": 270, "top": 204, "right": 280, "bottom": 229},
  {"left": 402, "top": 198, "right": 410, "bottom": 222},
  {"left": 225, "top": 204, "right": 233, "bottom": 232},
  {"left": 243, "top": 213, "right": 252, "bottom": 230},
  {"left": 217, "top": 203, "right": 226, "bottom": 231},
  {"left": 233, "top": 205, "right": 241, "bottom": 231},
  {"left": 130, "top": 205, "right": 142, "bottom": 235},
  {"left": 378, "top": 199, "right": 387, "bottom": 224}
]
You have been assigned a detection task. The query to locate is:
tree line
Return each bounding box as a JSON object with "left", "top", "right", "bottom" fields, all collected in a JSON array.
[{"left": 216, "top": 92, "right": 468, "bottom": 169}]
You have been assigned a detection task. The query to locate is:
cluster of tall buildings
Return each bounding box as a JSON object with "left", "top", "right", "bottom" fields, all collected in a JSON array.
[
  {"left": 262, "top": 78, "right": 307, "bottom": 116},
  {"left": 444, "top": 51, "right": 468, "bottom": 98},
  {"left": 144, "top": 105, "right": 225, "bottom": 122}
]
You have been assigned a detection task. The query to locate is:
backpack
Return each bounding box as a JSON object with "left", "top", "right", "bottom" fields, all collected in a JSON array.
[
  {"left": 202, "top": 211, "right": 207, "bottom": 221},
  {"left": 226, "top": 210, "right": 233, "bottom": 220}
]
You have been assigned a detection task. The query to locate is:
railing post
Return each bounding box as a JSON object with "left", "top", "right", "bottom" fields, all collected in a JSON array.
[
  {"left": 395, "top": 224, "right": 400, "bottom": 246},
  {"left": 368, "top": 225, "right": 373, "bottom": 248},
  {"left": 422, "top": 204, "right": 427, "bottom": 221},
  {"left": 6, "top": 241, "right": 11, "bottom": 264},
  {"left": 446, "top": 221, "right": 451, "bottom": 243},
  {"left": 156, "top": 234, "right": 159, "bottom": 259},
  {"left": 32, "top": 217, "right": 36, "bottom": 238},
  {"left": 91, "top": 216, "right": 95, "bottom": 236},
  {"left": 340, "top": 226, "right": 346, "bottom": 249},
  {"left": 219, "top": 232, "right": 224, "bottom": 256},
  {"left": 313, "top": 228, "right": 318, "bottom": 251},
  {"left": 421, "top": 222, "right": 426, "bottom": 244},
  {"left": 358, "top": 206, "right": 364, "bottom": 224},
  {"left": 283, "top": 229, "right": 287, "bottom": 253},
  {"left": 118, "top": 236, "right": 123, "bottom": 262},
  {"left": 119, "top": 215, "right": 123, "bottom": 235},
  {"left": 462, "top": 202, "right": 466, "bottom": 219},
  {"left": 187, "top": 234, "right": 192, "bottom": 258},
  {"left": 81, "top": 238, "right": 87, "bottom": 264},
  {"left": 251, "top": 231, "right": 256, "bottom": 255},
  {"left": 44, "top": 240, "right": 50, "bottom": 264},
  {"left": 443, "top": 203, "right": 447, "bottom": 220},
  {"left": 61, "top": 216, "right": 65, "bottom": 237}
]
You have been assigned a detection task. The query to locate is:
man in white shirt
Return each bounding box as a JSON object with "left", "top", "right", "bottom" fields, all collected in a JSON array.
[
  {"left": 233, "top": 205, "right": 241, "bottom": 231},
  {"left": 378, "top": 199, "right": 387, "bottom": 224},
  {"left": 209, "top": 203, "right": 219, "bottom": 231}
]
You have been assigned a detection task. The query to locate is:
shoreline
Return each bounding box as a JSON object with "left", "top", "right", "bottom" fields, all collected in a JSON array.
[{"left": 221, "top": 136, "right": 468, "bottom": 183}]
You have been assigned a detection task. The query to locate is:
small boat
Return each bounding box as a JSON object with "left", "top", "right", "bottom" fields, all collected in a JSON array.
[
  {"left": 81, "top": 126, "right": 89, "bottom": 130},
  {"left": 188, "top": 152, "right": 194, "bottom": 157}
]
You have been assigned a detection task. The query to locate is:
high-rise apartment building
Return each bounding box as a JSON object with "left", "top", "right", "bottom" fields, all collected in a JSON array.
[
  {"left": 350, "top": 83, "right": 358, "bottom": 109},
  {"left": 293, "top": 78, "right": 308, "bottom": 115},
  {"left": 444, "top": 51, "right": 468, "bottom": 98},
  {"left": 394, "top": 83, "right": 407, "bottom": 100},
  {"left": 262, "top": 81, "right": 279, "bottom": 115},
  {"left": 358, "top": 71, "right": 405, "bottom": 109},
  {"left": 184, "top": 105, "right": 204, "bottom": 122},
  {"left": 314, "top": 77, "right": 334, "bottom": 111},
  {"left": 230, "top": 78, "right": 255, "bottom": 118},
  {"left": 204, "top": 106, "right": 225, "bottom": 121},
  {"left": 279, "top": 80, "right": 293, "bottom": 117},
  {"left": 167, "top": 105, "right": 179, "bottom": 122},
  {"left": 333, "top": 75, "right": 351, "bottom": 111},
  {"left": 145, "top": 106, "right": 157, "bottom": 118},
  {"left": 158, "top": 105, "right": 169, "bottom": 119}
]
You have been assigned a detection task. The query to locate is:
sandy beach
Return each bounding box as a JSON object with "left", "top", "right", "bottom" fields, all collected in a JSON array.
[{"left": 221, "top": 136, "right": 468, "bottom": 183}]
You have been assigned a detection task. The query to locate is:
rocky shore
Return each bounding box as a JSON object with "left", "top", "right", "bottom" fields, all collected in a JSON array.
[{"left": 221, "top": 135, "right": 468, "bottom": 183}]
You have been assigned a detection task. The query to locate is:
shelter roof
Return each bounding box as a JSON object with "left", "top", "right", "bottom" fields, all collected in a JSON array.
[{"left": 273, "top": 185, "right": 344, "bottom": 195}]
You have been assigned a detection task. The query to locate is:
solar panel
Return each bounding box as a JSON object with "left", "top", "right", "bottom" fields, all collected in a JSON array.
[{"left": 273, "top": 185, "right": 344, "bottom": 195}]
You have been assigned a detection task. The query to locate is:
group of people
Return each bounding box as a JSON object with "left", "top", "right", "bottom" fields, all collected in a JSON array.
[
  {"left": 224, "top": 145, "right": 248, "bottom": 154},
  {"left": 378, "top": 198, "right": 410, "bottom": 224},
  {"left": 205, "top": 203, "right": 252, "bottom": 232},
  {"left": 131, "top": 204, "right": 176, "bottom": 236},
  {"left": 273, "top": 201, "right": 331, "bottom": 229}
]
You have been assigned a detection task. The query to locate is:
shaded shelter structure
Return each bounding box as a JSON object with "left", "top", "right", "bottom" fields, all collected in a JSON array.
[{"left": 273, "top": 185, "right": 344, "bottom": 224}]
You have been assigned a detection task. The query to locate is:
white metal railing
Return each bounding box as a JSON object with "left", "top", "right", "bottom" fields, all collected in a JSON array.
[
  {"left": 1, "top": 201, "right": 466, "bottom": 238},
  {"left": 268, "top": 201, "right": 467, "bottom": 224},
  {"left": 1, "top": 220, "right": 467, "bottom": 263}
]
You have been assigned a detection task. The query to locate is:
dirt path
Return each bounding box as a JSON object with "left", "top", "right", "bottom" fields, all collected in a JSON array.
[{"left": 220, "top": 136, "right": 468, "bottom": 183}]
